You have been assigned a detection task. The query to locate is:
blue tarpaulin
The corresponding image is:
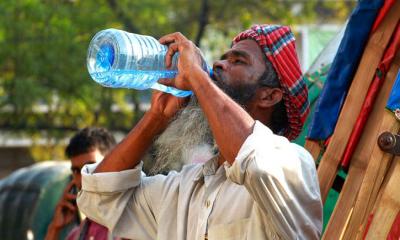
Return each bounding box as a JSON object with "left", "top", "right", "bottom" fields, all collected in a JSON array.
[
  {"left": 307, "top": 0, "right": 384, "bottom": 140},
  {"left": 387, "top": 70, "right": 400, "bottom": 112}
]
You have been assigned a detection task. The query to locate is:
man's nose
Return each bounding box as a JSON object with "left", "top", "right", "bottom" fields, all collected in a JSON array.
[{"left": 213, "top": 59, "right": 228, "bottom": 71}]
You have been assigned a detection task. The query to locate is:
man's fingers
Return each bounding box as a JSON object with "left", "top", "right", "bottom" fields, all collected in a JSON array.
[
  {"left": 64, "top": 214, "right": 76, "bottom": 225},
  {"left": 159, "top": 32, "right": 186, "bottom": 45},
  {"left": 165, "top": 43, "right": 179, "bottom": 68},
  {"left": 177, "top": 95, "right": 190, "bottom": 107},
  {"left": 60, "top": 201, "right": 77, "bottom": 212},
  {"left": 158, "top": 78, "right": 175, "bottom": 87},
  {"left": 151, "top": 89, "right": 163, "bottom": 96},
  {"left": 63, "top": 180, "right": 75, "bottom": 194},
  {"left": 65, "top": 193, "right": 77, "bottom": 200},
  {"left": 160, "top": 32, "right": 188, "bottom": 68},
  {"left": 159, "top": 34, "right": 175, "bottom": 45},
  {"left": 159, "top": 74, "right": 188, "bottom": 90}
]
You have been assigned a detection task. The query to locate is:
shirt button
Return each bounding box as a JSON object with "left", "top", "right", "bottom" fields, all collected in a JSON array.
[{"left": 205, "top": 200, "right": 211, "bottom": 208}]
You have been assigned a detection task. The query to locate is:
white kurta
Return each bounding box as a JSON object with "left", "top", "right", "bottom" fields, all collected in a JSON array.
[{"left": 77, "top": 121, "right": 322, "bottom": 239}]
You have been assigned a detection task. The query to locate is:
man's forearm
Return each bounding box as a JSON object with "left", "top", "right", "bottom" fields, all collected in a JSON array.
[
  {"left": 94, "top": 111, "right": 169, "bottom": 173},
  {"left": 189, "top": 66, "right": 255, "bottom": 164}
]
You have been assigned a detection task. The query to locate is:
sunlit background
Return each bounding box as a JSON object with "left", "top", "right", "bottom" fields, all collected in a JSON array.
[
  {"left": 0, "top": 1, "right": 362, "bottom": 239},
  {"left": 0, "top": 0, "right": 355, "bottom": 178}
]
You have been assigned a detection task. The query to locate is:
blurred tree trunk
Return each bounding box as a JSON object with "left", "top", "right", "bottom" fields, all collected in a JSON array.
[
  {"left": 106, "top": 0, "right": 141, "bottom": 33},
  {"left": 195, "top": 0, "right": 209, "bottom": 46}
]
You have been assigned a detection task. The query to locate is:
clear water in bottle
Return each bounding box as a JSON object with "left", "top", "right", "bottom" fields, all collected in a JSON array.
[
  {"left": 87, "top": 29, "right": 193, "bottom": 97},
  {"left": 92, "top": 70, "right": 192, "bottom": 97}
]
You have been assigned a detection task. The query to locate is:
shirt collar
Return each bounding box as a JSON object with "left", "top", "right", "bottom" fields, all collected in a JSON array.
[{"left": 193, "top": 156, "right": 219, "bottom": 182}]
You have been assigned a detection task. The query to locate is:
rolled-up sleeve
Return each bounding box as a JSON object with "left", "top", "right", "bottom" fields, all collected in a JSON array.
[
  {"left": 225, "top": 121, "right": 323, "bottom": 239},
  {"left": 77, "top": 161, "right": 166, "bottom": 240}
]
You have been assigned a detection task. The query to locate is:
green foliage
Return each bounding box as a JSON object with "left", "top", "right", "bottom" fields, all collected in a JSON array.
[{"left": 0, "top": 0, "right": 354, "bottom": 160}]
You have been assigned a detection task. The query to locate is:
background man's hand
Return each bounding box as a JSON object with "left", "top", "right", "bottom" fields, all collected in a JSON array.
[
  {"left": 159, "top": 32, "right": 205, "bottom": 91},
  {"left": 50, "top": 181, "right": 78, "bottom": 229},
  {"left": 45, "top": 180, "right": 78, "bottom": 240}
]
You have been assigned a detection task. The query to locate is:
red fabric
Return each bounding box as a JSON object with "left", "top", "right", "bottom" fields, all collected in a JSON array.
[
  {"left": 233, "top": 25, "right": 309, "bottom": 140},
  {"left": 341, "top": 23, "right": 400, "bottom": 169},
  {"left": 66, "top": 218, "right": 121, "bottom": 240},
  {"left": 387, "top": 211, "right": 400, "bottom": 240},
  {"left": 371, "top": 0, "right": 396, "bottom": 33},
  {"left": 362, "top": 213, "right": 374, "bottom": 240}
]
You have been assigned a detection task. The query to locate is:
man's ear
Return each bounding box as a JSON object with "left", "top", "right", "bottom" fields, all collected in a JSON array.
[{"left": 256, "top": 87, "right": 283, "bottom": 108}]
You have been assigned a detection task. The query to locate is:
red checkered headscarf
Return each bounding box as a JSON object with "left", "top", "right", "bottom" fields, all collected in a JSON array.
[{"left": 233, "top": 24, "right": 309, "bottom": 141}]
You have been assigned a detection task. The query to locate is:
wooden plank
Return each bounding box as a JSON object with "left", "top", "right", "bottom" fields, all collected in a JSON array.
[
  {"left": 304, "top": 139, "right": 323, "bottom": 163},
  {"left": 317, "top": 0, "right": 400, "bottom": 203},
  {"left": 360, "top": 153, "right": 398, "bottom": 239},
  {"left": 321, "top": 104, "right": 392, "bottom": 239},
  {"left": 351, "top": 114, "right": 397, "bottom": 240},
  {"left": 355, "top": 133, "right": 398, "bottom": 240},
  {"left": 364, "top": 157, "right": 400, "bottom": 239},
  {"left": 343, "top": 54, "right": 400, "bottom": 239},
  {"left": 321, "top": 32, "right": 400, "bottom": 240}
]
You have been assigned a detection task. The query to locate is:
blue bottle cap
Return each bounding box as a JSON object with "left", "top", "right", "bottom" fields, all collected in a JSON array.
[
  {"left": 209, "top": 69, "right": 213, "bottom": 78},
  {"left": 96, "top": 43, "right": 115, "bottom": 71}
]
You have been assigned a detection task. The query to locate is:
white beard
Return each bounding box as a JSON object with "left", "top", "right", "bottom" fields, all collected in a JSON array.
[{"left": 150, "top": 97, "right": 216, "bottom": 174}]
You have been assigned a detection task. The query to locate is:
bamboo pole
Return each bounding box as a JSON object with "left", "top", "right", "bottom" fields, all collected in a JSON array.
[{"left": 364, "top": 157, "right": 400, "bottom": 239}]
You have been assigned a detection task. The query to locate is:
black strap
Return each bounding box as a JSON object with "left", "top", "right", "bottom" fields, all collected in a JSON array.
[{"left": 78, "top": 219, "right": 91, "bottom": 240}]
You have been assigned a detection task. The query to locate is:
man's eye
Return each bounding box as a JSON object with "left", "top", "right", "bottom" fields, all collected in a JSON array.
[{"left": 233, "top": 59, "right": 245, "bottom": 64}]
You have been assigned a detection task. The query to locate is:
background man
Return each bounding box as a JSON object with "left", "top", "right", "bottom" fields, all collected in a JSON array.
[
  {"left": 45, "top": 127, "right": 118, "bottom": 240},
  {"left": 78, "top": 24, "right": 323, "bottom": 239}
]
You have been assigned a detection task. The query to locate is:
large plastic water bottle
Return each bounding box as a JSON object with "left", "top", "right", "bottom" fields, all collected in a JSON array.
[{"left": 87, "top": 28, "right": 209, "bottom": 97}]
